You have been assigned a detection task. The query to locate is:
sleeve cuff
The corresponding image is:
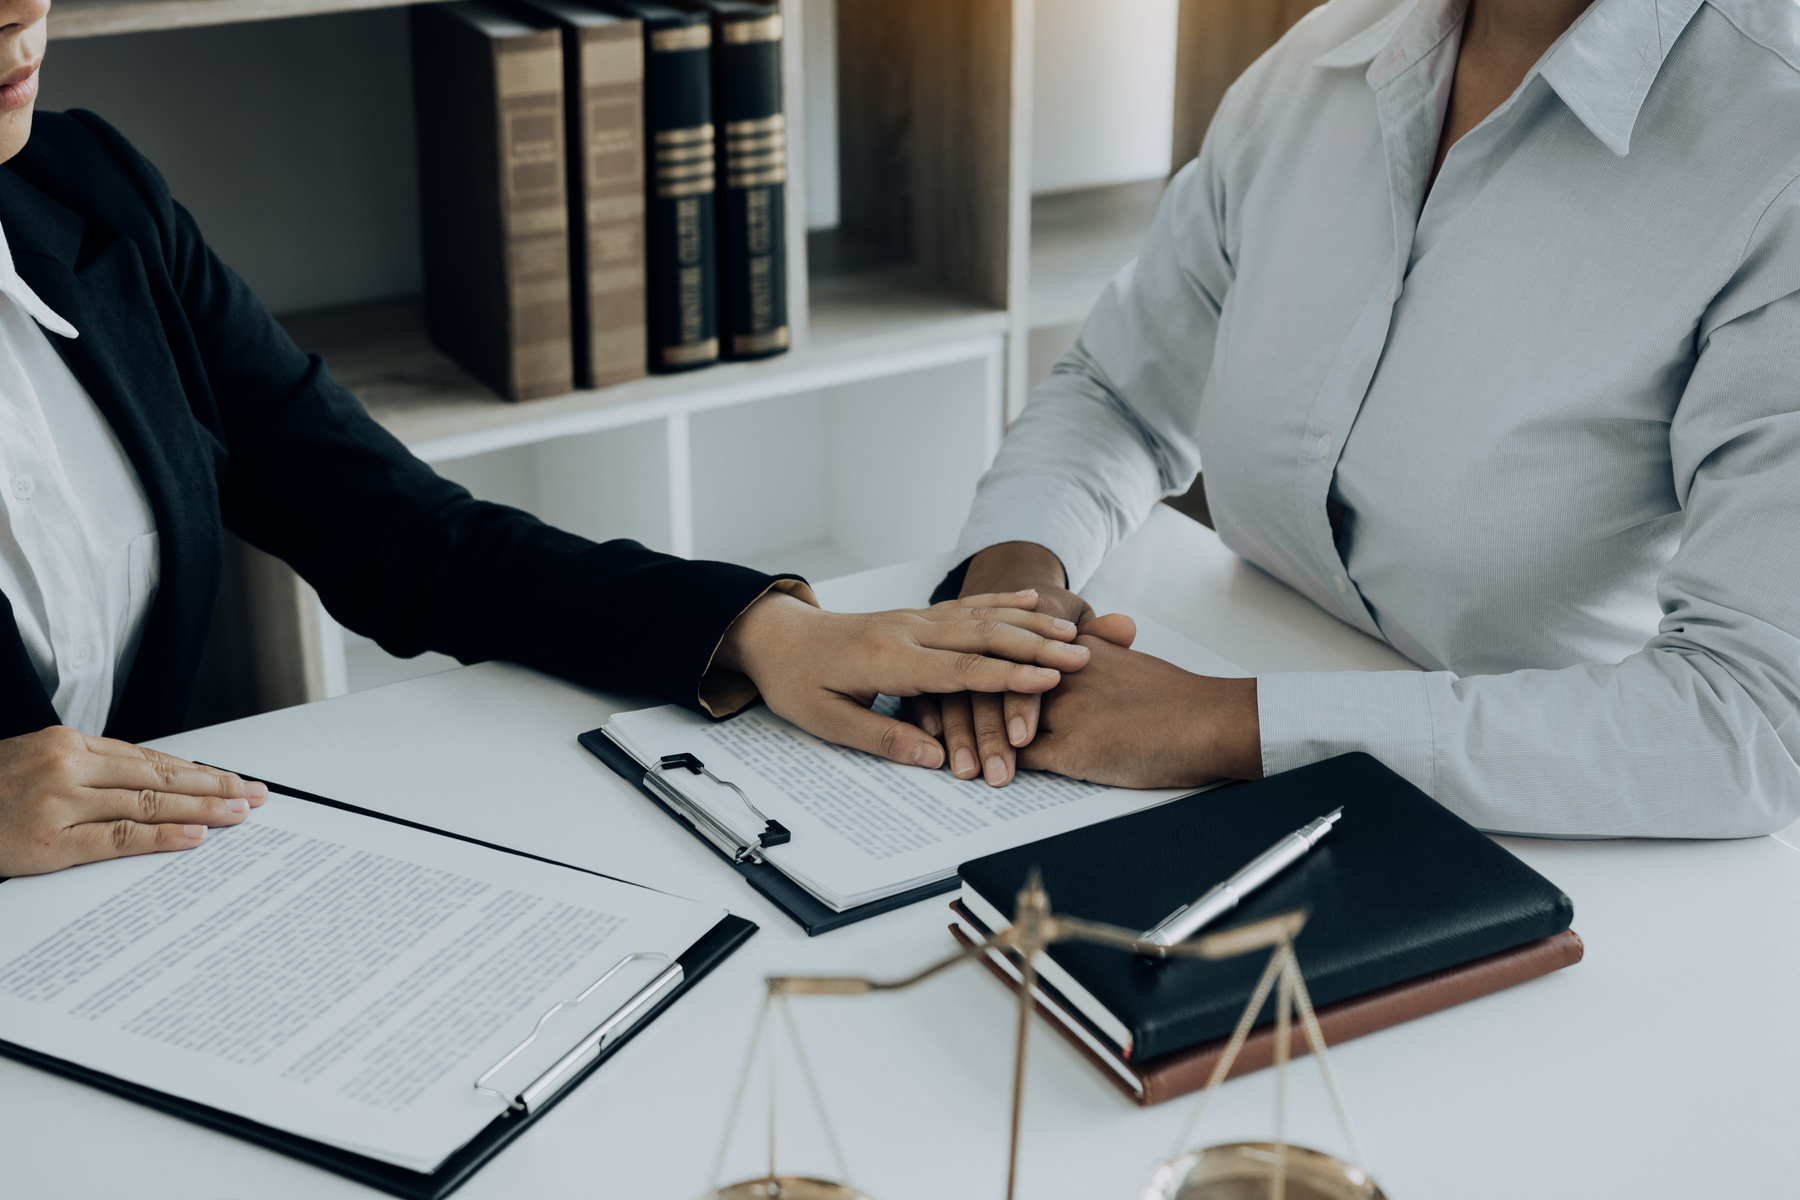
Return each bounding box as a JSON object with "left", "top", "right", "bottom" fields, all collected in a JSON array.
[
  {"left": 951, "top": 502, "right": 1112, "bottom": 592},
  {"left": 1256, "top": 669, "right": 1441, "bottom": 797},
  {"left": 696, "top": 577, "right": 818, "bottom": 718}
]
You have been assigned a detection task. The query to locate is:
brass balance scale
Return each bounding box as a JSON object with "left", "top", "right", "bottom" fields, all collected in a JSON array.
[{"left": 702, "top": 872, "right": 1385, "bottom": 1200}]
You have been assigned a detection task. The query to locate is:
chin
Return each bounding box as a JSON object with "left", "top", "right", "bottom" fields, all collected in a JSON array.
[{"left": 0, "top": 105, "right": 33, "bottom": 165}]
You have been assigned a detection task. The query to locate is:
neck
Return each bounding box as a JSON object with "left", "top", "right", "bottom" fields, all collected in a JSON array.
[{"left": 1462, "top": 0, "right": 1596, "bottom": 66}]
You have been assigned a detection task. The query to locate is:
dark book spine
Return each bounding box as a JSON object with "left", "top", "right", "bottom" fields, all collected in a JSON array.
[
  {"left": 412, "top": 9, "right": 574, "bottom": 402},
  {"left": 644, "top": 21, "right": 719, "bottom": 372},
  {"left": 569, "top": 21, "right": 648, "bottom": 388},
  {"left": 711, "top": 8, "right": 788, "bottom": 360}
]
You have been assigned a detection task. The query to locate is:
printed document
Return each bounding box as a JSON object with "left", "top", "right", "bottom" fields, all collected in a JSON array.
[{"left": 0, "top": 795, "right": 723, "bottom": 1172}]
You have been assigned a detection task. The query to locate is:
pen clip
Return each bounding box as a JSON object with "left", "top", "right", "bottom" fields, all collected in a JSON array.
[{"left": 474, "top": 951, "right": 679, "bottom": 1114}]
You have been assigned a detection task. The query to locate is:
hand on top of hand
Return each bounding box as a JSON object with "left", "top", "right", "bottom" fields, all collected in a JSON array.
[
  {"left": 1018, "top": 634, "right": 1262, "bottom": 789},
  {"left": 906, "top": 540, "right": 1138, "bottom": 786},
  {"left": 0, "top": 726, "right": 267, "bottom": 877},
  {"left": 713, "top": 587, "right": 1092, "bottom": 771}
]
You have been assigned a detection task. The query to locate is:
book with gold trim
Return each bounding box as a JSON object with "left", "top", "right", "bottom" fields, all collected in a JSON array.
[
  {"left": 514, "top": 0, "right": 649, "bottom": 389},
  {"left": 412, "top": 2, "right": 575, "bottom": 402},
  {"left": 681, "top": 0, "right": 789, "bottom": 360},
  {"left": 600, "top": 0, "right": 719, "bottom": 372}
]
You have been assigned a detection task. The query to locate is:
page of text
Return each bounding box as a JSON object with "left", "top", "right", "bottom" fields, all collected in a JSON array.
[{"left": 0, "top": 796, "right": 721, "bottom": 1171}]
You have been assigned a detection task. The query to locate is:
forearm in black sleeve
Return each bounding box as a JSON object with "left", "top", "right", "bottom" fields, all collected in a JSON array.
[{"left": 140, "top": 145, "right": 780, "bottom": 709}]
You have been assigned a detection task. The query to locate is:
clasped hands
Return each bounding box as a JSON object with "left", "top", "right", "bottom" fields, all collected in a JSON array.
[{"left": 906, "top": 541, "right": 1263, "bottom": 791}]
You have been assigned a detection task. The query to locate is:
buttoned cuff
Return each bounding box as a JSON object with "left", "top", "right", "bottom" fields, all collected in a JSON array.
[
  {"left": 696, "top": 577, "right": 819, "bottom": 718},
  {"left": 1256, "top": 669, "right": 1441, "bottom": 798}
]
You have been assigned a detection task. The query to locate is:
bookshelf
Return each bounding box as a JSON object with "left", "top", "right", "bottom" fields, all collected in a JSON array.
[{"left": 42, "top": 0, "right": 1305, "bottom": 717}]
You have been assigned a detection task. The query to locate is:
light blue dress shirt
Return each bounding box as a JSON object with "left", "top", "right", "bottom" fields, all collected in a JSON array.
[{"left": 953, "top": 0, "right": 1800, "bottom": 836}]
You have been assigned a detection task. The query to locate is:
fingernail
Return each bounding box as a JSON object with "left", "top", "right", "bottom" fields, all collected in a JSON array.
[
  {"left": 1035, "top": 667, "right": 1060, "bottom": 678},
  {"left": 984, "top": 756, "right": 1008, "bottom": 785},
  {"left": 1017, "top": 588, "right": 1037, "bottom": 598},
  {"left": 912, "top": 741, "right": 942, "bottom": 768},
  {"left": 226, "top": 797, "right": 248, "bottom": 815},
  {"left": 953, "top": 747, "right": 977, "bottom": 777},
  {"left": 1008, "top": 717, "right": 1027, "bottom": 746},
  {"left": 1069, "top": 644, "right": 1089, "bottom": 656},
  {"left": 184, "top": 825, "right": 205, "bottom": 840},
  {"left": 243, "top": 781, "right": 268, "bottom": 799},
  {"left": 1052, "top": 618, "right": 1075, "bottom": 633}
]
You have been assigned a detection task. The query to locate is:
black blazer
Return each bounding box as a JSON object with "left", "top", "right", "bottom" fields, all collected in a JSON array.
[{"left": 0, "top": 110, "right": 790, "bottom": 744}]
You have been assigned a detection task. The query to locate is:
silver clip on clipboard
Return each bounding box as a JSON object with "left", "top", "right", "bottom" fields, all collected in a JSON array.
[
  {"left": 473, "top": 951, "right": 684, "bottom": 1114},
  {"left": 641, "top": 752, "right": 792, "bottom": 865}
]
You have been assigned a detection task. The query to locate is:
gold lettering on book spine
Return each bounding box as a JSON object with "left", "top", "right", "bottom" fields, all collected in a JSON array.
[
  {"left": 656, "top": 124, "right": 716, "bottom": 197},
  {"left": 725, "top": 113, "right": 785, "bottom": 188},
  {"left": 721, "top": 13, "right": 782, "bottom": 43},
  {"left": 650, "top": 23, "right": 710, "bottom": 53}
]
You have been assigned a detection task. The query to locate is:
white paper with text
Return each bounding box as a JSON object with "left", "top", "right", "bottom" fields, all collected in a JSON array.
[{"left": 0, "top": 796, "right": 722, "bottom": 1172}]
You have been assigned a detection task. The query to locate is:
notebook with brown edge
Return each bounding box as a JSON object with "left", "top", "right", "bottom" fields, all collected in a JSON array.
[{"left": 950, "top": 900, "right": 1583, "bottom": 1106}]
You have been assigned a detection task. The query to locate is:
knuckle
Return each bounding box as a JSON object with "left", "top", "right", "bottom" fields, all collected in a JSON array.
[
  {"left": 108, "top": 819, "right": 137, "bottom": 853},
  {"left": 876, "top": 723, "right": 905, "bottom": 761},
  {"left": 134, "top": 789, "right": 163, "bottom": 821},
  {"left": 952, "top": 652, "right": 986, "bottom": 681}
]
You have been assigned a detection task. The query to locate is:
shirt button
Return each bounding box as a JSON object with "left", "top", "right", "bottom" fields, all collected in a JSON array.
[
  {"left": 11, "top": 474, "right": 34, "bottom": 500},
  {"left": 71, "top": 643, "right": 92, "bottom": 669},
  {"left": 1315, "top": 434, "right": 1331, "bottom": 460},
  {"left": 1334, "top": 573, "right": 1349, "bottom": 596}
]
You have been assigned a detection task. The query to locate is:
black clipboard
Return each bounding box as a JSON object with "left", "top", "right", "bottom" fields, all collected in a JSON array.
[
  {"left": 579, "top": 727, "right": 959, "bottom": 936},
  {"left": 0, "top": 777, "right": 757, "bottom": 1200}
]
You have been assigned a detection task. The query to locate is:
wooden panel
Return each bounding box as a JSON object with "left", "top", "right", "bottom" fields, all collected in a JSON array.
[
  {"left": 1169, "top": 0, "right": 1322, "bottom": 173},
  {"left": 835, "top": 0, "right": 1018, "bottom": 309}
]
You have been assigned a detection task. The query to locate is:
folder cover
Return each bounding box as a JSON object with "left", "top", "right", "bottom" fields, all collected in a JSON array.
[
  {"left": 0, "top": 778, "right": 756, "bottom": 1200},
  {"left": 958, "top": 752, "right": 1577, "bottom": 1062}
]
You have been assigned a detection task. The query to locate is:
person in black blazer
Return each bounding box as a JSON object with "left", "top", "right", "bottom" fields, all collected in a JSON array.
[{"left": 0, "top": 5, "right": 1090, "bottom": 876}]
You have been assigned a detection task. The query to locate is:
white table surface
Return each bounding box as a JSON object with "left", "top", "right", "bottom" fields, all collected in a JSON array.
[{"left": 6, "top": 506, "right": 1798, "bottom": 1199}]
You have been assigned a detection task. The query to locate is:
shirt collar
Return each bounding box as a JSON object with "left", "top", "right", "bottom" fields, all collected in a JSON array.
[
  {"left": 0, "top": 217, "right": 77, "bottom": 338},
  {"left": 1314, "top": 0, "right": 1708, "bottom": 156}
]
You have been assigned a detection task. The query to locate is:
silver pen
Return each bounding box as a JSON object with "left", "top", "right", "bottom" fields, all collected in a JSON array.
[{"left": 1141, "top": 808, "right": 1344, "bottom": 948}]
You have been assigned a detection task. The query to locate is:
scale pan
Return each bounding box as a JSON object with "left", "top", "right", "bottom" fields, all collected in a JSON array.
[
  {"left": 707, "top": 1177, "right": 874, "bottom": 1200},
  {"left": 1142, "top": 1142, "right": 1385, "bottom": 1200}
]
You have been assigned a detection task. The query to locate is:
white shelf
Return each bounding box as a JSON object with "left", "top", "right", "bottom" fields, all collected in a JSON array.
[{"left": 279, "top": 282, "right": 1007, "bottom": 465}]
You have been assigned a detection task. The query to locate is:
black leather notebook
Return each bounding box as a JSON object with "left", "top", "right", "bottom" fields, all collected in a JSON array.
[
  {"left": 958, "top": 752, "right": 1574, "bottom": 1061},
  {"left": 580, "top": 727, "right": 960, "bottom": 935},
  {"left": 0, "top": 777, "right": 756, "bottom": 1200}
]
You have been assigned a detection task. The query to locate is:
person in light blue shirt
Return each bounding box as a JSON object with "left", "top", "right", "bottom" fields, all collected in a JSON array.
[{"left": 917, "top": 0, "right": 1800, "bottom": 837}]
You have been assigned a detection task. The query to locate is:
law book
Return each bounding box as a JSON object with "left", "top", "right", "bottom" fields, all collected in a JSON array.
[
  {"left": 681, "top": 0, "right": 789, "bottom": 359},
  {"left": 589, "top": 609, "right": 1245, "bottom": 924},
  {"left": 950, "top": 902, "right": 1584, "bottom": 1106},
  {"left": 412, "top": 2, "right": 576, "bottom": 402},
  {"left": 955, "top": 752, "right": 1579, "bottom": 1068},
  {"left": 513, "top": 0, "right": 649, "bottom": 389},
  {"left": 600, "top": 0, "right": 720, "bottom": 371},
  {"left": 0, "top": 782, "right": 753, "bottom": 1198}
]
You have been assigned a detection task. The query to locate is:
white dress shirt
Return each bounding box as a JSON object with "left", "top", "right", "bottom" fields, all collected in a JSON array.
[
  {"left": 0, "top": 219, "right": 159, "bottom": 737},
  {"left": 955, "top": 0, "right": 1800, "bottom": 836}
]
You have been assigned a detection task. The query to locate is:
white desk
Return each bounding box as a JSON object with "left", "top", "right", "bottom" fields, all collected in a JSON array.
[{"left": 7, "top": 506, "right": 1798, "bottom": 1198}]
